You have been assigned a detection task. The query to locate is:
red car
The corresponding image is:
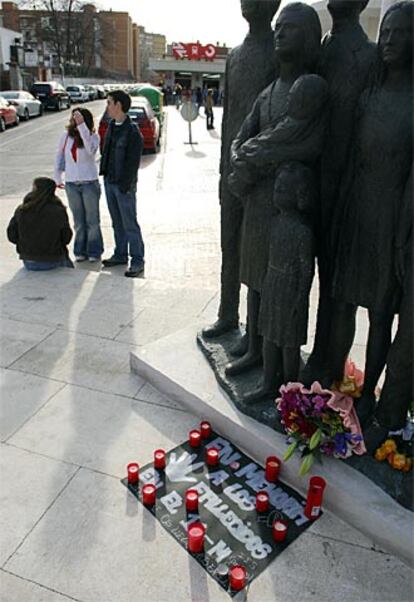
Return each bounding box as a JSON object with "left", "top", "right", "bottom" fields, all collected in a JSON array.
[
  {"left": 98, "top": 96, "right": 160, "bottom": 153},
  {"left": 0, "top": 96, "right": 19, "bottom": 131}
]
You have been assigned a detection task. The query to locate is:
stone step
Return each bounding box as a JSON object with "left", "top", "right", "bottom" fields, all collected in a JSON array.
[{"left": 130, "top": 324, "right": 413, "bottom": 566}]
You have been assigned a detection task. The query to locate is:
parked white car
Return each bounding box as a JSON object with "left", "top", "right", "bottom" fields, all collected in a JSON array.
[
  {"left": 66, "top": 85, "right": 89, "bottom": 103},
  {"left": 0, "top": 90, "right": 43, "bottom": 120}
]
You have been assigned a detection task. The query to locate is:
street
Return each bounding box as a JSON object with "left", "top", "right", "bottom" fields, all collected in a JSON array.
[{"left": 0, "top": 101, "right": 106, "bottom": 196}]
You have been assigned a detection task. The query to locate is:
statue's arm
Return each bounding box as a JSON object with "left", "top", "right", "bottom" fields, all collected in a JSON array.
[
  {"left": 395, "top": 163, "right": 413, "bottom": 284},
  {"left": 230, "top": 98, "right": 261, "bottom": 164},
  {"left": 219, "top": 53, "right": 231, "bottom": 176}
]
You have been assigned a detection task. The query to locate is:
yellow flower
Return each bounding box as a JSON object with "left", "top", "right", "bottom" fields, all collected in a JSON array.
[
  {"left": 391, "top": 453, "right": 407, "bottom": 471},
  {"left": 382, "top": 439, "right": 397, "bottom": 455},
  {"left": 375, "top": 447, "right": 388, "bottom": 462}
]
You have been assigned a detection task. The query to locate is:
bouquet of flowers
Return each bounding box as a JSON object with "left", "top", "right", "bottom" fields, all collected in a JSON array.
[{"left": 276, "top": 381, "right": 366, "bottom": 476}]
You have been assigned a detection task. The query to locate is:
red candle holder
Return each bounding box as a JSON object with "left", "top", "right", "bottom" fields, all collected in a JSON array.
[
  {"left": 200, "top": 420, "right": 212, "bottom": 439},
  {"left": 229, "top": 565, "right": 247, "bottom": 591},
  {"left": 142, "top": 483, "right": 156, "bottom": 506},
  {"left": 127, "top": 462, "right": 139, "bottom": 485},
  {"left": 272, "top": 519, "right": 288, "bottom": 542},
  {"left": 206, "top": 447, "right": 219, "bottom": 466},
  {"left": 256, "top": 491, "right": 269, "bottom": 513},
  {"left": 154, "top": 449, "right": 166, "bottom": 469},
  {"left": 187, "top": 522, "right": 205, "bottom": 553},
  {"left": 304, "top": 475, "right": 326, "bottom": 520},
  {"left": 189, "top": 429, "right": 202, "bottom": 448},
  {"left": 185, "top": 489, "right": 199, "bottom": 512},
  {"left": 265, "top": 456, "right": 281, "bottom": 482}
]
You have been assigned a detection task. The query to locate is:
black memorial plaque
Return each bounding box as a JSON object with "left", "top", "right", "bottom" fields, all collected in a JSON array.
[{"left": 121, "top": 431, "right": 320, "bottom": 596}]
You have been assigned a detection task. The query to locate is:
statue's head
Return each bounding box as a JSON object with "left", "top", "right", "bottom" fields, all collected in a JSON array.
[
  {"left": 240, "top": 0, "right": 281, "bottom": 25},
  {"left": 273, "top": 161, "right": 317, "bottom": 216},
  {"left": 327, "top": 0, "right": 370, "bottom": 19},
  {"left": 379, "top": 1, "right": 413, "bottom": 70},
  {"left": 274, "top": 2, "right": 322, "bottom": 71}
]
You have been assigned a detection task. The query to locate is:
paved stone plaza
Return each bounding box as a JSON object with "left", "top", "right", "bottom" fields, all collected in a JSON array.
[{"left": 0, "top": 107, "right": 413, "bottom": 601}]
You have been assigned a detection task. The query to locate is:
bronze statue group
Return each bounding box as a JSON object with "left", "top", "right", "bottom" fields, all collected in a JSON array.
[{"left": 202, "top": 0, "right": 413, "bottom": 447}]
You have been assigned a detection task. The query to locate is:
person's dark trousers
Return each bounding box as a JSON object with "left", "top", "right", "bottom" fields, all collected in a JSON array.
[
  {"left": 104, "top": 181, "right": 145, "bottom": 267},
  {"left": 218, "top": 191, "right": 244, "bottom": 323},
  {"left": 206, "top": 109, "right": 214, "bottom": 129}
]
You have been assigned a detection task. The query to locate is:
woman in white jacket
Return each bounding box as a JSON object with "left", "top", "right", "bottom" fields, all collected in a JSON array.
[{"left": 54, "top": 108, "right": 104, "bottom": 262}]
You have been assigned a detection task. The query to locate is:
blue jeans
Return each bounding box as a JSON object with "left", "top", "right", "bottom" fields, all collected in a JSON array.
[
  {"left": 65, "top": 181, "right": 104, "bottom": 258},
  {"left": 104, "top": 181, "right": 145, "bottom": 267},
  {"left": 23, "top": 259, "right": 74, "bottom": 271}
]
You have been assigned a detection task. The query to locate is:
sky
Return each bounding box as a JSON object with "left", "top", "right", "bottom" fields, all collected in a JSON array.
[{"left": 96, "top": 0, "right": 314, "bottom": 47}]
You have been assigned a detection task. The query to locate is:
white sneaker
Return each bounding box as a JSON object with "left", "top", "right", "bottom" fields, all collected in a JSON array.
[
  {"left": 75, "top": 255, "right": 87, "bottom": 262},
  {"left": 88, "top": 257, "right": 101, "bottom": 263}
]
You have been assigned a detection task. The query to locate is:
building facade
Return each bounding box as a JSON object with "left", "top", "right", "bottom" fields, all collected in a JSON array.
[
  {"left": 0, "top": 1, "right": 166, "bottom": 85},
  {"left": 149, "top": 42, "right": 229, "bottom": 91}
]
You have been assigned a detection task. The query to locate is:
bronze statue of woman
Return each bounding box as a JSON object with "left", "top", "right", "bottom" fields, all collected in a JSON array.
[
  {"left": 225, "top": 2, "right": 324, "bottom": 378},
  {"left": 330, "top": 1, "right": 413, "bottom": 426}
]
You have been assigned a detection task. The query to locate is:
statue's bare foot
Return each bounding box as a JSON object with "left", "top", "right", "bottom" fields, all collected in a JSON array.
[
  {"left": 242, "top": 386, "right": 275, "bottom": 403},
  {"left": 225, "top": 351, "right": 262, "bottom": 376},
  {"left": 362, "top": 419, "right": 389, "bottom": 454},
  {"left": 202, "top": 318, "right": 239, "bottom": 339},
  {"left": 230, "top": 332, "right": 248, "bottom": 357}
]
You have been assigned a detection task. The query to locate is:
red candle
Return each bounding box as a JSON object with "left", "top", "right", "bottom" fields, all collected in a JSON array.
[
  {"left": 127, "top": 462, "right": 139, "bottom": 485},
  {"left": 142, "top": 483, "right": 156, "bottom": 506},
  {"left": 187, "top": 522, "right": 205, "bottom": 553},
  {"left": 304, "top": 475, "right": 326, "bottom": 520},
  {"left": 154, "top": 449, "right": 166, "bottom": 469},
  {"left": 200, "top": 420, "right": 212, "bottom": 439},
  {"left": 185, "top": 489, "right": 199, "bottom": 512},
  {"left": 189, "top": 429, "right": 202, "bottom": 448},
  {"left": 229, "top": 565, "right": 247, "bottom": 591},
  {"left": 256, "top": 491, "right": 269, "bottom": 512},
  {"left": 206, "top": 447, "right": 219, "bottom": 466},
  {"left": 272, "top": 519, "right": 288, "bottom": 542},
  {"left": 265, "top": 456, "right": 281, "bottom": 482}
]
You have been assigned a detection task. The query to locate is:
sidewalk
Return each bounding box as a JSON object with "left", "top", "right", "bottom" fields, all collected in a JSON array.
[{"left": 0, "top": 107, "right": 413, "bottom": 602}]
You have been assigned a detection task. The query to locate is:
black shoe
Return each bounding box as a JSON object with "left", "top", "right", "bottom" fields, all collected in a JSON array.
[
  {"left": 102, "top": 256, "right": 128, "bottom": 267},
  {"left": 202, "top": 318, "right": 239, "bottom": 338},
  {"left": 125, "top": 264, "right": 145, "bottom": 278}
]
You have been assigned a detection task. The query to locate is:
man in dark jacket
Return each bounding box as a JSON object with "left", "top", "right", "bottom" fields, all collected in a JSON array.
[{"left": 100, "top": 90, "right": 145, "bottom": 277}]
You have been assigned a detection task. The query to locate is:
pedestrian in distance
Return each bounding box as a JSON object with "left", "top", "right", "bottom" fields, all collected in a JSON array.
[
  {"left": 205, "top": 89, "right": 214, "bottom": 130},
  {"left": 7, "top": 177, "right": 74, "bottom": 271},
  {"left": 100, "top": 90, "right": 145, "bottom": 278},
  {"left": 54, "top": 107, "right": 104, "bottom": 263}
]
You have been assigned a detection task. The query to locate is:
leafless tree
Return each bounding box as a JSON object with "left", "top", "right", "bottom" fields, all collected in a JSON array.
[{"left": 16, "top": 1, "right": 114, "bottom": 76}]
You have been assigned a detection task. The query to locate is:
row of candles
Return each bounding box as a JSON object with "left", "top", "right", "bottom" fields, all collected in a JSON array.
[{"left": 127, "top": 421, "right": 327, "bottom": 591}]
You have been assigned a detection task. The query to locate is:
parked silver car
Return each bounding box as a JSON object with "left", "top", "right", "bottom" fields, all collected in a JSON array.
[
  {"left": 66, "top": 85, "right": 89, "bottom": 103},
  {"left": 0, "top": 90, "right": 43, "bottom": 119}
]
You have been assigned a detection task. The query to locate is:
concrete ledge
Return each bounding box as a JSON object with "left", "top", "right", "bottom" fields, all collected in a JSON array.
[{"left": 130, "top": 325, "right": 413, "bottom": 566}]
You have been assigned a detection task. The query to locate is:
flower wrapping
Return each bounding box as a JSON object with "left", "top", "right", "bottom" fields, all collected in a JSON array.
[{"left": 276, "top": 381, "right": 366, "bottom": 475}]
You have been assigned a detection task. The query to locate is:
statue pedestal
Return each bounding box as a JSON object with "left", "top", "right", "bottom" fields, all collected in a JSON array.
[{"left": 130, "top": 325, "right": 412, "bottom": 565}]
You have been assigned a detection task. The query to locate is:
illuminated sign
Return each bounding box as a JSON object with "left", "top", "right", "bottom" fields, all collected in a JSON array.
[{"left": 172, "top": 42, "right": 217, "bottom": 61}]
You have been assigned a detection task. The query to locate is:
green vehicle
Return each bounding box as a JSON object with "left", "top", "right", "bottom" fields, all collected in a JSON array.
[{"left": 131, "top": 84, "right": 164, "bottom": 130}]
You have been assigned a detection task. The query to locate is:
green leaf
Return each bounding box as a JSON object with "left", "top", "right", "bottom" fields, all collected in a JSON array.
[
  {"left": 283, "top": 441, "right": 298, "bottom": 462},
  {"left": 309, "top": 428, "right": 322, "bottom": 451},
  {"left": 299, "top": 453, "right": 315, "bottom": 476}
]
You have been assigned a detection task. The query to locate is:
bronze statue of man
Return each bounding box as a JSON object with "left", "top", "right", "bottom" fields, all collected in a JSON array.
[
  {"left": 303, "top": 0, "right": 377, "bottom": 383},
  {"left": 202, "top": 0, "right": 280, "bottom": 340}
]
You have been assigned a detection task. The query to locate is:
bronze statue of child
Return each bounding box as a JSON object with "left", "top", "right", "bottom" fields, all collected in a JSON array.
[
  {"left": 228, "top": 74, "right": 327, "bottom": 199},
  {"left": 243, "top": 161, "right": 316, "bottom": 402}
]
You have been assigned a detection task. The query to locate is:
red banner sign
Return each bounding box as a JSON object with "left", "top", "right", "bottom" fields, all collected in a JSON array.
[{"left": 172, "top": 42, "right": 216, "bottom": 61}]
